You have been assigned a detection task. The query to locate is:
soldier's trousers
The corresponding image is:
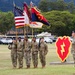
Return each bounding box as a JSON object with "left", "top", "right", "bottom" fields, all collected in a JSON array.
[
  {"left": 73, "top": 54, "right": 75, "bottom": 64},
  {"left": 17, "top": 52, "right": 23, "bottom": 68},
  {"left": 32, "top": 52, "right": 38, "bottom": 67},
  {"left": 11, "top": 53, "right": 17, "bottom": 68},
  {"left": 39, "top": 53, "right": 46, "bottom": 66},
  {"left": 24, "top": 52, "right": 31, "bottom": 66}
]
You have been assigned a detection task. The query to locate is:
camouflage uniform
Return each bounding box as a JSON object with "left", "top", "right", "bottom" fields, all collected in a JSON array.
[
  {"left": 31, "top": 41, "right": 38, "bottom": 68},
  {"left": 39, "top": 41, "right": 48, "bottom": 68},
  {"left": 71, "top": 38, "right": 75, "bottom": 64},
  {"left": 8, "top": 42, "right": 17, "bottom": 68},
  {"left": 23, "top": 40, "right": 31, "bottom": 68},
  {"left": 17, "top": 41, "right": 24, "bottom": 68}
]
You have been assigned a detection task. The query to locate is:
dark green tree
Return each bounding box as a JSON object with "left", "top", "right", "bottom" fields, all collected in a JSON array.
[
  {"left": 38, "top": 0, "right": 50, "bottom": 12},
  {"left": 38, "top": 0, "right": 75, "bottom": 13},
  {"left": 38, "top": 0, "right": 68, "bottom": 12},
  {"left": 40, "top": 10, "right": 75, "bottom": 36},
  {"left": 0, "top": 12, "right": 14, "bottom": 34},
  {"left": 68, "top": 0, "right": 75, "bottom": 14},
  {"left": 49, "top": 0, "right": 68, "bottom": 11}
]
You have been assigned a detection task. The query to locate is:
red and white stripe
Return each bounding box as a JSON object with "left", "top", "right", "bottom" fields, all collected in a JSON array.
[
  {"left": 23, "top": 3, "right": 30, "bottom": 25},
  {"left": 23, "top": 11, "right": 30, "bottom": 25},
  {"left": 15, "top": 16, "right": 25, "bottom": 28}
]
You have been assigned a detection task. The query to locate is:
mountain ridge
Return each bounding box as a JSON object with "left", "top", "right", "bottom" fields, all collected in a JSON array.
[
  {"left": 0, "top": 0, "right": 75, "bottom": 12},
  {"left": 0, "top": 0, "right": 40, "bottom": 12}
]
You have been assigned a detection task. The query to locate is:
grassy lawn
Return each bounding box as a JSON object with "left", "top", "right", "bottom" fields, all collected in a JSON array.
[{"left": 0, "top": 43, "right": 75, "bottom": 75}]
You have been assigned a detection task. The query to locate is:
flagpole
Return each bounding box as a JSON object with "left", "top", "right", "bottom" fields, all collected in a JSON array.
[
  {"left": 16, "top": 28, "right": 17, "bottom": 39},
  {"left": 23, "top": 3, "right": 30, "bottom": 38},
  {"left": 24, "top": 25, "right": 26, "bottom": 37},
  {"left": 27, "top": 26, "right": 28, "bottom": 36},
  {"left": 16, "top": 28, "right": 18, "bottom": 51},
  {"left": 32, "top": 28, "right": 34, "bottom": 38},
  {"left": 30, "top": 1, "right": 34, "bottom": 38}
]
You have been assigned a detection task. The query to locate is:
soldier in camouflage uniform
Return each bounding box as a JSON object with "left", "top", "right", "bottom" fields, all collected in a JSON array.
[
  {"left": 31, "top": 37, "right": 39, "bottom": 68},
  {"left": 8, "top": 38, "right": 17, "bottom": 68},
  {"left": 39, "top": 37, "right": 48, "bottom": 68},
  {"left": 17, "top": 37, "right": 24, "bottom": 69},
  {"left": 71, "top": 31, "right": 75, "bottom": 66},
  {"left": 23, "top": 37, "right": 31, "bottom": 68}
]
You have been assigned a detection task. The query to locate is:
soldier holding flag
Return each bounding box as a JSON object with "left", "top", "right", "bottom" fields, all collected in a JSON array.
[
  {"left": 31, "top": 37, "right": 39, "bottom": 68},
  {"left": 23, "top": 37, "right": 31, "bottom": 69},
  {"left": 39, "top": 37, "right": 48, "bottom": 68},
  {"left": 17, "top": 37, "right": 24, "bottom": 69},
  {"left": 71, "top": 31, "right": 75, "bottom": 66}
]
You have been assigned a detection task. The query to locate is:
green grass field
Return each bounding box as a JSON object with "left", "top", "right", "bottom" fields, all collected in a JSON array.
[{"left": 0, "top": 43, "right": 75, "bottom": 75}]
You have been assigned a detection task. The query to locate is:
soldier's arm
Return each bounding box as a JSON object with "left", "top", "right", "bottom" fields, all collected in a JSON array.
[
  {"left": 31, "top": 41, "right": 33, "bottom": 49},
  {"left": 22, "top": 41, "right": 25, "bottom": 49},
  {"left": 38, "top": 42, "right": 41, "bottom": 51},
  {"left": 37, "top": 43, "right": 39, "bottom": 51},
  {"left": 44, "top": 43, "right": 48, "bottom": 55},
  {"left": 72, "top": 40, "right": 75, "bottom": 45},
  {"left": 72, "top": 40, "right": 75, "bottom": 51},
  {"left": 21, "top": 42, "right": 24, "bottom": 57},
  {"left": 8, "top": 44, "right": 12, "bottom": 50}
]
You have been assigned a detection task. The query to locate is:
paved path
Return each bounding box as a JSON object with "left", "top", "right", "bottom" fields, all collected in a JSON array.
[{"left": 50, "top": 61, "right": 74, "bottom": 65}]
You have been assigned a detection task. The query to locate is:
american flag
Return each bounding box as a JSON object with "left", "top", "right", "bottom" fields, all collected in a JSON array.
[{"left": 14, "top": 5, "right": 25, "bottom": 28}]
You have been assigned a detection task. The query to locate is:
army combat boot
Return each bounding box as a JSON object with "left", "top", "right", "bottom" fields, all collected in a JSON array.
[
  {"left": 42, "top": 64, "right": 45, "bottom": 68},
  {"left": 13, "top": 66, "right": 16, "bottom": 69},
  {"left": 26, "top": 65, "right": 30, "bottom": 69},
  {"left": 34, "top": 65, "right": 38, "bottom": 68}
]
